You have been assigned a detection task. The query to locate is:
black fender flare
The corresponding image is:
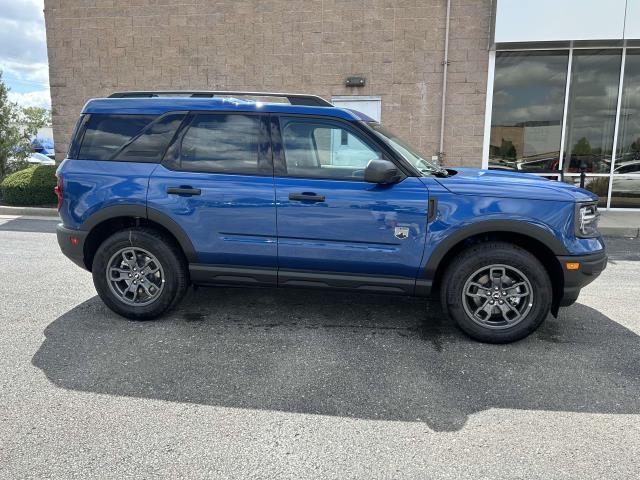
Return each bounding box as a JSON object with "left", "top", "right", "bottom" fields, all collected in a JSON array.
[
  {"left": 422, "top": 219, "right": 568, "bottom": 281},
  {"left": 80, "top": 204, "right": 198, "bottom": 263}
]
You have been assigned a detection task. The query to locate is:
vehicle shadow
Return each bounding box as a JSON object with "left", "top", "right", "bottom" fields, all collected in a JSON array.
[{"left": 32, "top": 287, "right": 640, "bottom": 431}]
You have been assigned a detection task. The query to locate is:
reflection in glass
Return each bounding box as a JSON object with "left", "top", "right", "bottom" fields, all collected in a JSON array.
[
  {"left": 563, "top": 50, "right": 622, "bottom": 174},
  {"left": 562, "top": 176, "right": 609, "bottom": 207},
  {"left": 615, "top": 49, "right": 640, "bottom": 175},
  {"left": 610, "top": 176, "right": 640, "bottom": 208},
  {"left": 489, "top": 51, "right": 568, "bottom": 172}
]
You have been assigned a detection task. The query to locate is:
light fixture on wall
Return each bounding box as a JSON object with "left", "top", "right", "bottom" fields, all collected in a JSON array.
[{"left": 345, "top": 76, "right": 366, "bottom": 87}]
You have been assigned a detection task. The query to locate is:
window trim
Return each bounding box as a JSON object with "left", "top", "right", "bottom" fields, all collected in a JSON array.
[
  {"left": 162, "top": 111, "right": 274, "bottom": 177},
  {"left": 271, "top": 114, "right": 411, "bottom": 181}
]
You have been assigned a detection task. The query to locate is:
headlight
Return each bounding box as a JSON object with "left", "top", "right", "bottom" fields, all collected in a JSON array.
[{"left": 575, "top": 202, "right": 600, "bottom": 238}]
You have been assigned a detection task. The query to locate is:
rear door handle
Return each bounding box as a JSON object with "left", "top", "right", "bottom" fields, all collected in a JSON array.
[
  {"left": 167, "top": 186, "right": 201, "bottom": 196},
  {"left": 288, "top": 193, "right": 325, "bottom": 202}
]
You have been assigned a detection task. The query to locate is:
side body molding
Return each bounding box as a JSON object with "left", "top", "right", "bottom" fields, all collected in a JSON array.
[{"left": 79, "top": 204, "right": 198, "bottom": 263}]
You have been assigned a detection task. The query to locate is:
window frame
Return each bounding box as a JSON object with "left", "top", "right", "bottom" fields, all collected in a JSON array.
[
  {"left": 162, "top": 111, "right": 273, "bottom": 177},
  {"left": 270, "top": 114, "right": 410, "bottom": 181}
]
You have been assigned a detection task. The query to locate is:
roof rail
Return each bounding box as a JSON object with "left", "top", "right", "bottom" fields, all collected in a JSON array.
[{"left": 107, "top": 90, "right": 333, "bottom": 107}]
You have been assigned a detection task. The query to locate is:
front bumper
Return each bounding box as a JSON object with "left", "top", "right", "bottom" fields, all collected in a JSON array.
[
  {"left": 56, "top": 223, "right": 88, "bottom": 270},
  {"left": 557, "top": 250, "right": 607, "bottom": 307}
]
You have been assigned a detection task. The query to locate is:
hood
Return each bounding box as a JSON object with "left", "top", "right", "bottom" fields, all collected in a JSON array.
[{"left": 435, "top": 168, "right": 598, "bottom": 203}]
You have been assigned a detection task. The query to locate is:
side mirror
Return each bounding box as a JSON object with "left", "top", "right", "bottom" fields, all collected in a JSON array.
[{"left": 364, "top": 159, "right": 401, "bottom": 184}]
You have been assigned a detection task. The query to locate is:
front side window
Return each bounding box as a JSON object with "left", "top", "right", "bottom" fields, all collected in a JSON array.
[
  {"left": 180, "top": 114, "right": 263, "bottom": 174},
  {"left": 279, "top": 117, "right": 381, "bottom": 180},
  {"left": 78, "top": 114, "right": 157, "bottom": 161}
]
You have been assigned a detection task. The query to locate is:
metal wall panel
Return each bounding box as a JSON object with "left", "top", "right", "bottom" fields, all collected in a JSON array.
[{"left": 495, "top": 0, "right": 627, "bottom": 43}]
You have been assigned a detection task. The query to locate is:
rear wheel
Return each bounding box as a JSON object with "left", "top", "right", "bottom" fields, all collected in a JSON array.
[
  {"left": 92, "top": 227, "right": 188, "bottom": 320},
  {"left": 440, "top": 242, "right": 552, "bottom": 343}
]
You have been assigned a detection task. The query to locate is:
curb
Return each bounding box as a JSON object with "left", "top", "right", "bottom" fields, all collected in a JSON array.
[
  {"left": 0, "top": 205, "right": 59, "bottom": 218},
  {"left": 600, "top": 227, "right": 640, "bottom": 238}
]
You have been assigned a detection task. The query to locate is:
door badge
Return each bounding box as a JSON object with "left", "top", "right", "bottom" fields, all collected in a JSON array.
[{"left": 394, "top": 226, "right": 409, "bottom": 240}]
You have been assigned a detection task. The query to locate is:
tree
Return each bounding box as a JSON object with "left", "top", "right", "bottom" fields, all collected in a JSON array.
[
  {"left": 0, "top": 71, "right": 50, "bottom": 180},
  {"left": 499, "top": 138, "right": 517, "bottom": 160},
  {"left": 572, "top": 137, "right": 592, "bottom": 156},
  {"left": 22, "top": 106, "right": 51, "bottom": 134}
]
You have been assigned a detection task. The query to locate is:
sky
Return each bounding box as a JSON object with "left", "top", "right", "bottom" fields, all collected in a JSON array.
[{"left": 0, "top": 0, "right": 50, "bottom": 109}]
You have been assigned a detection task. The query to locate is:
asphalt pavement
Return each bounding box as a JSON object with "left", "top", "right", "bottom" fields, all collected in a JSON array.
[{"left": 1, "top": 215, "right": 639, "bottom": 479}]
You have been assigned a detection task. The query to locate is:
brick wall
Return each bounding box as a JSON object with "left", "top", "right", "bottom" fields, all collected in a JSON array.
[{"left": 44, "top": 0, "right": 491, "bottom": 166}]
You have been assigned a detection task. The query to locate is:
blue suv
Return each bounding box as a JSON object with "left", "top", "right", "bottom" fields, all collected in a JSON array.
[{"left": 55, "top": 91, "right": 606, "bottom": 343}]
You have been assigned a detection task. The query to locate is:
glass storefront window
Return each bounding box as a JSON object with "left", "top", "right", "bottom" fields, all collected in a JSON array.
[
  {"left": 610, "top": 176, "right": 640, "bottom": 208},
  {"left": 562, "top": 50, "right": 622, "bottom": 174},
  {"left": 562, "top": 176, "right": 609, "bottom": 207},
  {"left": 489, "top": 51, "right": 568, "bottom": 172},
  {"left": 489, "top": 47, "right": 640, "bottom": 208},
  {"left": 615, "top": 49, "right": 640, "bottom": 176}
]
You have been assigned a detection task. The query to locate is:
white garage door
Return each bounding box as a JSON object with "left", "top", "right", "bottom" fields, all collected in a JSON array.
[{"left": 331, "top": 96, "right": 382, "bottom": 122}]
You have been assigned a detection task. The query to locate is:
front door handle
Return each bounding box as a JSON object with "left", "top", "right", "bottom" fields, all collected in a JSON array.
[
  {"left": 289, "top": 193, "right": 325, "bottom": 202},
  {"left": 167, "top": 186, "right": 201, "bottom": 196}
]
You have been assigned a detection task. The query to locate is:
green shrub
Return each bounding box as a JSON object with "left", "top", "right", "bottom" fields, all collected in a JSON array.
[
  {"left": 585, "top": 176, "right": 610, "bottom": 197},
  {"left": 0, "top": 165, "right": 57, "bottom": 206}
]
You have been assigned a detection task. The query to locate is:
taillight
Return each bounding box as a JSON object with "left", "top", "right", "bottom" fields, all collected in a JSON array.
[{"left": 54, "top": 174, "right": 63, "bottom": 210}]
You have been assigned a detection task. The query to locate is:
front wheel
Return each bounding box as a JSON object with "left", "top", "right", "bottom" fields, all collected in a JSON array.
[
  {"left": 92, "top": 227, "right": 188, "bottom": 320},
  {"left": 440, "top": 242, "right": 552, "bottom": 343}
]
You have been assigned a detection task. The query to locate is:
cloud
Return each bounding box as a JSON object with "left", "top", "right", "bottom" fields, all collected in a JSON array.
[
  {"left": 495, "top": 53, "right": 568, "bottom": 88},
  {"left": 0, "top": 0, "right": 49, "bottom": 107},
  {"left": 8, "top": 88, "right": 51, "bottom": 108}
]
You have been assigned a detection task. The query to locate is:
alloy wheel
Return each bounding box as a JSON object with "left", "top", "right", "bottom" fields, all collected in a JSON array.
[
  {"left": 106, "top": 247, "right": 165, "bottom": 306},
  {"left": 461, "top": 264, "right": 534, "bottom": 329}
]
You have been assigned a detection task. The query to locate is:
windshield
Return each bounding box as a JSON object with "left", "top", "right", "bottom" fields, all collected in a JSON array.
[{"left": 366, "top": 122, "right": 448, "bottom": 176}]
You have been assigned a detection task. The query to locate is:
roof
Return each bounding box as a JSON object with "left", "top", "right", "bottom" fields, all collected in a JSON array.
[{"left": 81, "top": 96, "right": 367, "bottom": 121}]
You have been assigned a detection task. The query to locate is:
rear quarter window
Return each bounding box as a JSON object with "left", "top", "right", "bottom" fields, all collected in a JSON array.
[
  {"left": 67, "top": 114, "right": 88, "bottom": 159},
  {"left": 77, "top": 114, "right": 157, "bottom": 161}
]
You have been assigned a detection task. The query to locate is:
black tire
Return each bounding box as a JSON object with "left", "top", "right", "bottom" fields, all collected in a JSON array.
[
  {"left": 92, "top": 227, "right": 188, "bottom": 320},
  {"left": 440, "top": 241, "right": 552, "bottom": 343}
]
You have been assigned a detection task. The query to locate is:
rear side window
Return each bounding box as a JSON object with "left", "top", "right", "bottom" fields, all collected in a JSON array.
[
  {"left": 67, "top": 114, "right": 88, "bottom": 159},
  {"left": 78, "top": 114, "right": 157, "bottom": 160},
  {"left": 179, "top": 114, "right": 263, "bottom": 174}
]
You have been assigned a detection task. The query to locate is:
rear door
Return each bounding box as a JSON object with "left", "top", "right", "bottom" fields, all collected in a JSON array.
[
  {"left": 147, "top": 112, "right": 277, "bottom": 285},
  {"left": 272, "top": 115, "right": 429, "bottom": 294}
]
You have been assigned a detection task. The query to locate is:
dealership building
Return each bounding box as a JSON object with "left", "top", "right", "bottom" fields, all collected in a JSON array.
[{"left": 44, "top": 0, "right": 640, "bottom": 209}]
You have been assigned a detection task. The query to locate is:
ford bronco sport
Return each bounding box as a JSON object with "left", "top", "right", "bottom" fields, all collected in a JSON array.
[{"left": 55, "top": 91, "right": 607, "bottom": 343}]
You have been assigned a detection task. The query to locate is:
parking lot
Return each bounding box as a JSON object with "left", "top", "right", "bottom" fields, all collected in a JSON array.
[{"left": 1, "top": 215, "right": 639, "bottom": 479}]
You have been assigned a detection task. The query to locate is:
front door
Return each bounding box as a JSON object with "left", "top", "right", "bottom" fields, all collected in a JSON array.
[
  {"left": 147, "top": 112, "right": 277, "bottom": 285},
  {"left": 272, "top": 116, "right": 429, "bottom": 294}
]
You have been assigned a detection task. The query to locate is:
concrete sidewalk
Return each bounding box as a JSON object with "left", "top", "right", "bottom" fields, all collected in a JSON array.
[{"left": 1, "top": 205, "right": 639, "bottom": 238}]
